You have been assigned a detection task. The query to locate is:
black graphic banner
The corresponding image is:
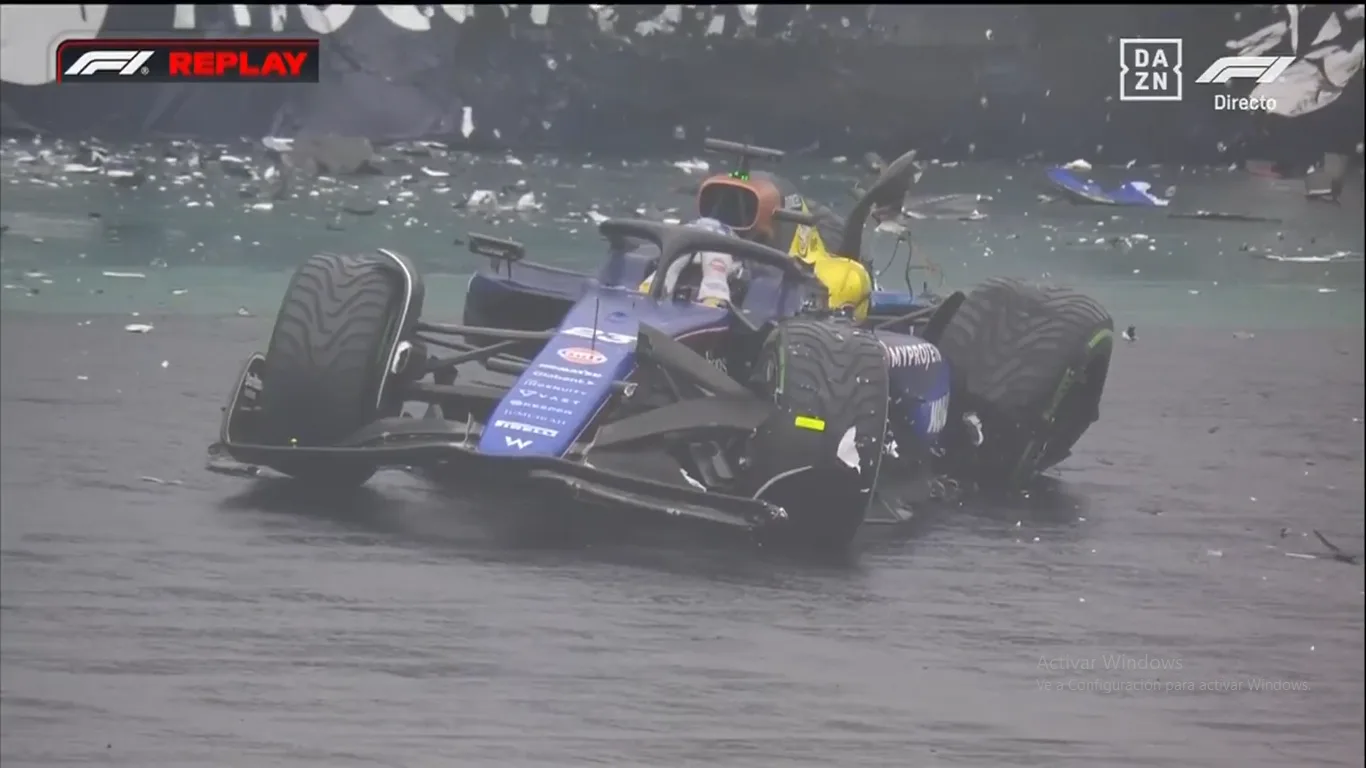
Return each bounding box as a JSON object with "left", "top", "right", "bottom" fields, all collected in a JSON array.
[{"left": 1, "top": 4, "right": 1360, "bottom": 165}]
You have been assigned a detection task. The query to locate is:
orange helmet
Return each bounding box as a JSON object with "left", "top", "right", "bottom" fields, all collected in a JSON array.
[{"left": 695, "top": 173, "right": 782, "bottom": 245}]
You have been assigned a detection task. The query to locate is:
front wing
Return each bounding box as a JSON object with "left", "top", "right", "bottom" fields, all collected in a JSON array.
[{"left": 208, "top": 355, "right": 787, "bottom": 531}]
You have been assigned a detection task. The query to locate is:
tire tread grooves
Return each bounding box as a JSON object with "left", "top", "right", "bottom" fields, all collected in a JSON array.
[
  {"left": 748, "top": 319, "right": 889, "bottom": 547},
  {"left": 257, "top": 253, "right": 401, "bottom": 448},
  {"left": 938, "top": 277, "right": 1113, "bottom": 490}
]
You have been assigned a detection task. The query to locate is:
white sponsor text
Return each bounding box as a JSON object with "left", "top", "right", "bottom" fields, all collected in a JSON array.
[
  {"left": 924, "top": 394, "right": 949, "bottom": 436},
  {"left": 562, "top": 326, "right": 635, "bottom": 345},
  {"left": 523, "top": 380, "right": 590, "bottom": 396},
  {"left": 884, "top": 342, "right": 942, "bottom": 368},
  {"left": 493, "top": 419, "right": 559, "bottom": 438},
  {"left": 538, "top": 363, "right": 600, "bottom": 379},
  {"left": 517, "top": 389, "right": 580, "bottom": 407}
]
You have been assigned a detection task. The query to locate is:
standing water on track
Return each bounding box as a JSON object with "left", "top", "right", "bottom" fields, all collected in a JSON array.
[{"left": 2, "top": 138, "right": 1363, "bottom": 767}]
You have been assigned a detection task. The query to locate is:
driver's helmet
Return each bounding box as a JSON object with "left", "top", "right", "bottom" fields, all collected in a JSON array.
[
  {"left": 684, "top": 216, "right": 743, "bottom": 283},
  {"left": 685, "top": 218, "right": 736, "bottom": 266},
  {"left": 639, "top": 217, "right": 740, "bottom": 298},
  {"left": 687, "top": 217, "right": 733, "bottom": 237}
]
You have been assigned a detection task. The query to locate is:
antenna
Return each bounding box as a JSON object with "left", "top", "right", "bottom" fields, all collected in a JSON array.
[
  {"left": 590, "top": 296, "right": 601, "bottom": 352},
  {"left": 731, "top": 153, "right": 751, "bottom": 181},
  {"left": 703, "top": 138, "right": 783, "bottom": 182}
]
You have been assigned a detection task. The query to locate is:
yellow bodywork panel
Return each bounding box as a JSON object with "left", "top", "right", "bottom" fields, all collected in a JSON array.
[{"left": 785, "top": 199, "right": 872, "bottom": 322}]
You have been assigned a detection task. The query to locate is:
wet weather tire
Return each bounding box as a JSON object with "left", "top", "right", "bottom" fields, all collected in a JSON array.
[
  {"left": 937, "top": 277, "right": 1113, "bottom": 492},
  {"left": 257, "top": 253, "right": 414, "bottom": 485},
  {"left": 746, "top": 318, "right": 890, "bottom": 549}
]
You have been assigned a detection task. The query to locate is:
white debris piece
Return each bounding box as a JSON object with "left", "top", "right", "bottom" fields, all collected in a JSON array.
[
  {"left": 836, "top": 426, "right": 861, "bottom": 472},
  {"left": 262, "top": 136, "right": 293, "bottom": 152},
  {"left": 514, "top": 191, "right": 542, "bottom": 212},
  {"left": 672, "top": 158, "right": 709, "bottom": 173},
  {"left": 461, "top": 106, "right": 475, "bottom": 138},
  {"left": 466, "top": 189, "right": 498, "bottom": 209}
]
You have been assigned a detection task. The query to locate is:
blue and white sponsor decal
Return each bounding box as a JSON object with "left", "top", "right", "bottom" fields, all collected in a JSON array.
[
  {"left": 516, "top": 389, "right": 581, "bottom": 407},
  {"left": 557, "top": 346, "right": 609, "bottom": 366},
  {"left": 510, "top": 395, "right": 575, "bottom": 414},
  {"left": 505, "top": 400, "right": 572, "bottom": 426},
  {"left": 920, "top": 393, "right": 949, "bottom": 437},
  {"left": 478, "top": 285, "right": 730, "bottom": 458},
  {"left": 522, "top": 379, "right": 590, "bottom": 397},
  {"left": 479, "top": 300, "right": 638, "bottom": 457},
  {"left": 885, "top": 341, "right": 942, "bottom": 369},
  {"left": 511, "top": 373, "right": 592, "bottom": 428},
  {"left": 493, "top": 419, "right": 559, "bottom": 438},
  {"left": 528, "top": 373, "right": 595, "bottom": 391},
  {"left": 501, "top": 409, "right": 569, "bottom": 428},
  {"left": 562, "top": 326, "right": 635, "bottom": 345},
  {"left": 884, "top": 336, "right": 952, "bottom": 445},
  {"left": 535, "top": 363, "right": 602, "bottom": 379}
]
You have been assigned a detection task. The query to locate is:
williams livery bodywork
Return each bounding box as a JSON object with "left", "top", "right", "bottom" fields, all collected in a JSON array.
[{"left": 209, "top": 140, "right": 1115, "bottom": 549}]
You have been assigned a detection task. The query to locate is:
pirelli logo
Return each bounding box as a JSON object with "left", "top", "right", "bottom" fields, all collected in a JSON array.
[{"left": 56, "top": 38, "right": 320, "bottom": 83}]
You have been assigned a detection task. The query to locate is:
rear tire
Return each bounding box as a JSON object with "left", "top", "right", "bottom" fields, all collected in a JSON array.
[
  {"left": 257, "top": 253, "right": 417, "bottom": 485},
  {"left": 937, "top": 278, "right": 1113, "bottom": 492},
  {"left": 745, "top": 318, "right": 889, "bottom": 549}
]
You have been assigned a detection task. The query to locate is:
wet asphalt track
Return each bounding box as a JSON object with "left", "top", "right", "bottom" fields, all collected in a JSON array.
[{"left": 1, "top": 310, "right": 1362, "bottom": 767}]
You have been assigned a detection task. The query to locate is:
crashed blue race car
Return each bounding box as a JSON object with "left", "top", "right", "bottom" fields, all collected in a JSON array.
[{"left": 208, "top": 139, "right": 1115, "bottom": 549}]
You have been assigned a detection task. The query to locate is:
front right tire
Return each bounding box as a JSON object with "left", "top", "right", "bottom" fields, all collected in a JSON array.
[
  {"left": 937, "top": 277, "right": 1113, "bottom": 492},
  {"left": 745, "top": 318, "right": 890, "bottom": 549}
]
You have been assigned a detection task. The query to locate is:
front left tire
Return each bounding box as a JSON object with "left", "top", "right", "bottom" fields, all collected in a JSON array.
[{"left": 256, "top": 252, "right": 418, "bottom": 484}]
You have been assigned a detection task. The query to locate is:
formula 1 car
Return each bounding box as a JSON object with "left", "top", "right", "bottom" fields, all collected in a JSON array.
[{"left": 207, "top": 139, "right": 1114, "bottom": 549}]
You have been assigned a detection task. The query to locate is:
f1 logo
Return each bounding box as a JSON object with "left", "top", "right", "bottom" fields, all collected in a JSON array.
[
  {"left": 63, "top": 50, "right": 155, "bottom": 77},
  {"left": 1119, "top": 38, "right": 1183, "bottom": 102},
  {"left": 505, "top": 435, "right": 533, "bottom": 450},
  {"left": 1194, "top": 56, "right": 1295, "bottom": 84}
]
